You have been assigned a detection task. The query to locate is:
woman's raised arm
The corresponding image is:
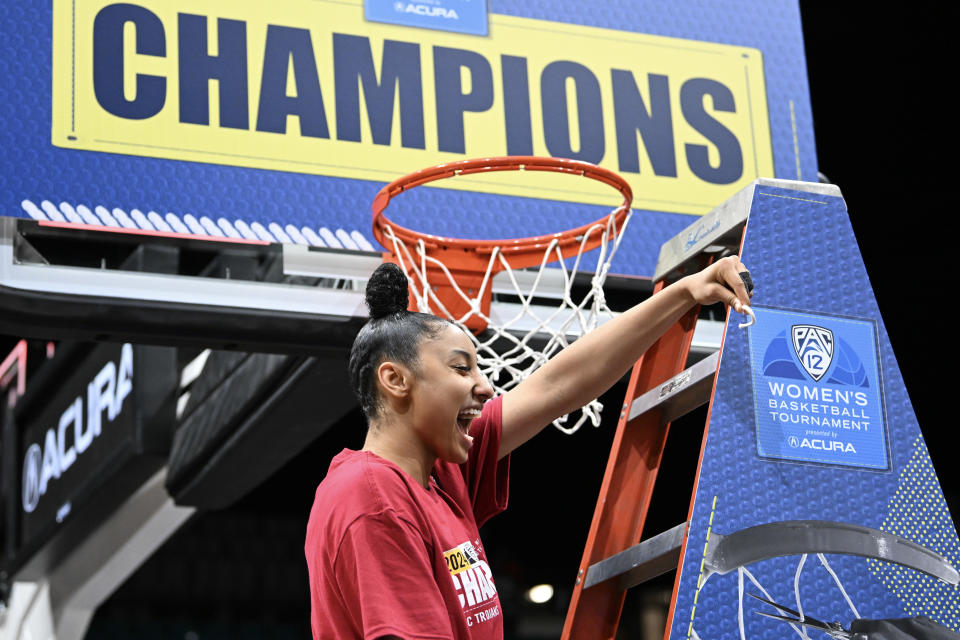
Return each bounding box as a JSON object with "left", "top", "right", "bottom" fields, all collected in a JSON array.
[{"left": 499, "top": 255, "right": 753, "bottom": 458}]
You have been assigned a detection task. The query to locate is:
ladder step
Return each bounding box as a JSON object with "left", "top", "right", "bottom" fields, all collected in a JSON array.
[
  {"left": 583, "top": 522, "right": 686, "bottom": 589},
  {"left": 627, "top": 350, "right": 719, "bottom": 424}
]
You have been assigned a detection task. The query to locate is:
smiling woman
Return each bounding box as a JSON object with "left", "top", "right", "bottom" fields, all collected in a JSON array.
[
  {"left": 305, "top": 263, "right": 507, "bottom": 639},
  {"left": 305, "top": 256, "right": 753, "bottom": 640}
]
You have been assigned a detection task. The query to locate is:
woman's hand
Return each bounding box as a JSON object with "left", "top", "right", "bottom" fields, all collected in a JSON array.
[{"left": 682, "top": 255, "right": 753, "bottom": 312}]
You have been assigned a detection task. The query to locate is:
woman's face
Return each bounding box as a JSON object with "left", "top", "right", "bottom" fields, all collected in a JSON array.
[{"left": 408, "top": 323, "right": 494, "bottom": 464}]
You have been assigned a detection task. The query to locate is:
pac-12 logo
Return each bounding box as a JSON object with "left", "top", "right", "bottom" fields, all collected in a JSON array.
[{"left": 791, "top": 325, "right": 834, "bottom": 382}]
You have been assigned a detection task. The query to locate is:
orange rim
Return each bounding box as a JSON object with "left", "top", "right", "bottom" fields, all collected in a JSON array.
[{"left": 371, "top": 156, "right": 633, "bottom": 270}]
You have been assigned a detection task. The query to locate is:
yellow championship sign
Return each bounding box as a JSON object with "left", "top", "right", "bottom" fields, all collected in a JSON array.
[{"left": 52, "top": 0, "right": 773, "bottom": 214}]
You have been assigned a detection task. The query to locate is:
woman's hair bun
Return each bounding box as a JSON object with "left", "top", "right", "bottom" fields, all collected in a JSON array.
[{"left": 365, "top": 263, "right": 410, "bottom": 319}]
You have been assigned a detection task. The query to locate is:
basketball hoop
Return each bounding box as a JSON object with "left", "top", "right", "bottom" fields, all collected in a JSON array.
[{"left": 371, "top": 156, "right": 633, "bottom": 434}]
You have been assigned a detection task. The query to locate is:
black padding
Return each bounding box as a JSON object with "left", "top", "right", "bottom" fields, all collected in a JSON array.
[
  {"left": 738, "top": 270, "right": 754, "bottom": 294},
  {"left": 166, "top": 350, "right": 355, "bottom": 509},
  {"left": 179, "top": 350, "right": 249, "bottom": 422},
  {"left": 166, "top": 351, "right": 294, "bottom": 497}
]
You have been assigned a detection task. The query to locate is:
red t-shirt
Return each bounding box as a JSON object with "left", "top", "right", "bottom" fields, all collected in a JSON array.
[{"left": 305, "top": 396, "right": 509, "bottom": 639}]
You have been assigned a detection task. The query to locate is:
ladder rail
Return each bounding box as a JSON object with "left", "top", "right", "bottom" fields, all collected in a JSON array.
[{"left": 560, "top": 281, "right": 705, "bottom": 639}]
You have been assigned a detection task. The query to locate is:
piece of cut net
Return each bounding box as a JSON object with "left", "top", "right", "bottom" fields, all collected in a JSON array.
[
  {"left": 380, "top": 209, "right": 632, "bottom": 434},
  {"left": 693, "top": 553, "right": 860, "bottom": 640}
]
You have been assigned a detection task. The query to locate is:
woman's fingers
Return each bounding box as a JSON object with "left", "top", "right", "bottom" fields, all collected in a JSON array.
[
  {"left": 714, "top": 256, "right": 752, "bottom": 310},
  {"left": 686, "top": 256, "right": 756, "bottom": 312}
]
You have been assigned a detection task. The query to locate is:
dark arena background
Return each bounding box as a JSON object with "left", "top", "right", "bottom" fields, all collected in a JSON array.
[{"left": 1, "top": 2, "right": 957, "bottom": 639}]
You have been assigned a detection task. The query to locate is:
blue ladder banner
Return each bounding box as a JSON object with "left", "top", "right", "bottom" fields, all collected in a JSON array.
[{"left": 669, "top": 180, "right": 960, "bottom": 638}]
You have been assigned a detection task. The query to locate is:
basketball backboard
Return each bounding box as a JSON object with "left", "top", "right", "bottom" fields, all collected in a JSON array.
[{"left": 1, "top": 0, "right": 816, "bottom": 280}]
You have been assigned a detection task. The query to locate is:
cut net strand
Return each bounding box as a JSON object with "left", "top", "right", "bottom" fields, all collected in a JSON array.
[
  {"left": 817, "top": 553, "right": 860, "bottom": 619},
  {"left": 728, "top": 556, "right": 861, "bottom": 640},
  {"left": 794, "top": 554, "right": 812, "bottom": 640}
]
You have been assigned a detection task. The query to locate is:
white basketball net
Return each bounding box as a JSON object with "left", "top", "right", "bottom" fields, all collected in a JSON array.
[{"left": 379, "top": 208, "right": 632, "bottom": 434}]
